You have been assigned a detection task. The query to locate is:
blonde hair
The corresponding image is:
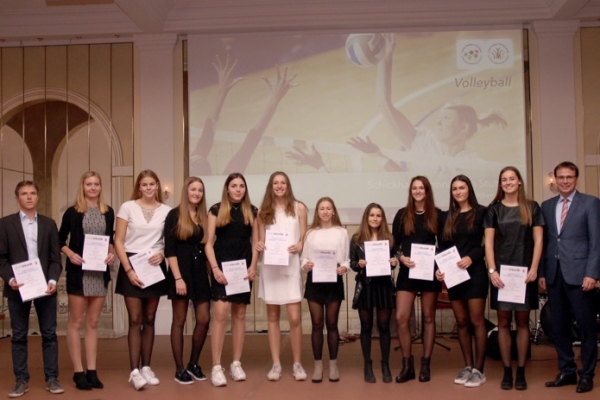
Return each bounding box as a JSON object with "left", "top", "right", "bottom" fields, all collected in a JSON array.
[
  {"left": 216, "top": 173, "right": 254, "bottom": 227},
  {"left": 131, "top": 169, "right": 163, "bottom": 203},
  {"left": 174, "top": 177, "right": 207, "bottom": 242},
  {"left": 74, "top": 171, "right": 109, "bottom": 214}
]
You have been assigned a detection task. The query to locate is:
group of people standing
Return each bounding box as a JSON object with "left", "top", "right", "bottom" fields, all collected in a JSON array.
[{"left": 0, "top": 161, "right": 597, "bottom": 398}]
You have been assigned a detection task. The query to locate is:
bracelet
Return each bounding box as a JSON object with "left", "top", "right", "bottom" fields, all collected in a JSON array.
[
  {"left": 175, "top": 277, "right": 182, "bottom": 281},
  {"left": 211, "top": 266, "right": 218, "bottom": 270},
  {"left": 125, "top": 269, "right": 134, "bottom": 274}
]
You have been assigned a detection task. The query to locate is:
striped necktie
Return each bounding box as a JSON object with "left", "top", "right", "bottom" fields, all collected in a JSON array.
[{"left": 559, "top": 198, "right": 569, "bottom": 230}]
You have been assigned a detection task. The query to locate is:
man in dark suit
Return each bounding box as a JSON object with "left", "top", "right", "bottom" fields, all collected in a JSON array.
[
  {"left": 0, "top": 181, "right": 64, "bottom": 398},
  {"left": 540, "top": 161, "right": 600, "bottom": 394}
]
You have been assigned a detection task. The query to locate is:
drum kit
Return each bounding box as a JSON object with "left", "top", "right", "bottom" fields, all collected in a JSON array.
[{"left": 530, "top": 289, "right": 600, "bottom": 345}]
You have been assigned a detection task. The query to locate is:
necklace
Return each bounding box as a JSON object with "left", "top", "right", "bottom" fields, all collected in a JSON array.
[{"left": 415, "top": 210, "right": 425, "bottom": 215}]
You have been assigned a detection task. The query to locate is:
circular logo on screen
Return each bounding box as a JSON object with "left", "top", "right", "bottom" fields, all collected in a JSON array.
[
  {"left": 461, "top": 44, "right": 482, "bottom": 65},
  {"left": 488, "top": 43, "right": 509, "bottom": 64}
]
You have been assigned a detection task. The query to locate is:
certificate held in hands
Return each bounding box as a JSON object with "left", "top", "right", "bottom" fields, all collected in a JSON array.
[
  {"left": 434, "top": 246, "right": 470, "bottom": 288},
  {"left": 264, "top": 230, "right": 290, "bottom": 266},
  {"left": 82, "top": 234, "right": 110, "bottom": 271},
  {"left": 129, "top": 250, "right": 165, "bottom": 288},
  {"left": 12, "top": 258, "right": 48, "bottom": 302},
  {"left": 497, "top": 265, "right": 527, "bottom": 304},
  {"left": 409, "top": 243, "right": 436, "bottom": 281},
  {"left": 222, "top": 259, "right": 250, "bottom": 296},
  {"left": 365, "top": 240, "right": 391, "bottom": 277},
  {"left": 312, "top": 249, "right": 337, "bottom": 283}
]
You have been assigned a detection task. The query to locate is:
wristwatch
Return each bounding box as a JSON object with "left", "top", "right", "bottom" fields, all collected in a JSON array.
[{"left": 488, "top": 268, "right": 496, "bottom": 275}]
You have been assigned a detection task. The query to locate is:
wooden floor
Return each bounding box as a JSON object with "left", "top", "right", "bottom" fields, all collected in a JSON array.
[{"left": 0, "top": 333, "right": 597, "bottom": 399}]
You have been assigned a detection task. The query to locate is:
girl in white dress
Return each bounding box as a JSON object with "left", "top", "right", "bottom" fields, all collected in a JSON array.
[{"left": 256, "top": 171, "right": 308, "bottom": 381}]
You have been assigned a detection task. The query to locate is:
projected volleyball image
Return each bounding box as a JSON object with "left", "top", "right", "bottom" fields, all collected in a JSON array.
[{"left": 188, "top": 30, "right": 527, "bottom": 223}]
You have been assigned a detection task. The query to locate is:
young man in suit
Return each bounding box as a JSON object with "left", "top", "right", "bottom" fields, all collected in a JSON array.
[
  {"left": 540, "top": 161, "right": 600, "bottom": 394},
  {"left": 0, "top": 181, "right": 64, "bottom": 398}
]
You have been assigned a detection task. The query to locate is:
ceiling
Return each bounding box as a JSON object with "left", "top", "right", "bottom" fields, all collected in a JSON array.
[{"left": 0, "top": 0, "right": 599, "bottom": 44}]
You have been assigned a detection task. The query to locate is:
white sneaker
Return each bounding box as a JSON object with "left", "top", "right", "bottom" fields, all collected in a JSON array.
[
  {"left": 267, "top": 364, "right": 282, "bottom": 381},
  {"left": 293, "top": 363, "right": 307, "bottom": 381},
  {"left": 140, "top": 366, "right": 160, "bottom": 385},
  {"left": 454, "top": 366, "right": 473, "bottom": 384},
  {"left": 230, "top": 361, "right": 246, "bottom": 381},
  {"left": 129, "top": 369, "right": 148, "bottom": 390},
  {"left": 464, "top": 368, "right": 486, "bottom": 388},
  {"left": 211, "top": 365, "right": 227, "bottom": 387}
]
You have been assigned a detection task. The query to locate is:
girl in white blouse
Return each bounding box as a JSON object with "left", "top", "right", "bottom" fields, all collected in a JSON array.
[{"left": 301, "top": 197, "right": 349, "bottom": 383}]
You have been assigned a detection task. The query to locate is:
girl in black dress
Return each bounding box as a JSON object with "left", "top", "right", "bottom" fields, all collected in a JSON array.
[
  {"left": 205, "top": 173, "right": 258, "bottom": 387},
  {"left": 484, "top": 166, "right": 543, "bottom": 391},
  {"left": 393, "top": 176, "right": 442, "bottom": 383},
  {"left": 350, "top": 203, "right": 397, "bottom": 383},
  {"left": 436, "top": 175, "right": 488, "bottom": 387},
  {"left": 164, "top": 177, "right": 211, "bottom": 385},
  {"left": 59, "top": 171, "right": 115, "bottom": 390}
]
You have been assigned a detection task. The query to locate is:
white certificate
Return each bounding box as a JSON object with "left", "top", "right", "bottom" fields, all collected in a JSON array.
[
  {"left": 365, "top": 240, "right": 391, "bottom": 277},
  {"left": 497, "top": 265, "right": 528, "bottom": 304},
  {"left": 408, "top": 243, "right": 436, "bottom": 281},
  {"left": 82, "top": 234, "right": 110, "bottom": 271},
  {"left": 222, "top": 259, "right": 250, "bottom": 296},
  {"left": 129, "top": 250, "right": 165, "bottom": 288},
  {"left": 11, "top": 258, "right": 48, "bottom": 302},
  {"left": 312, "top": 249, "right": 338, "bottom": 283},
  {"left": 434, "top": 246, "right": 470, "bottom": 288},
  {"left": 264, "top": 230, "right": 290, "bottom": 266}
]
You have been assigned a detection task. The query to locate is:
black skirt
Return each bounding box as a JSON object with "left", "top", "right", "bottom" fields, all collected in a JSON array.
[
  {"left": 447, "top": 264, "right": 489, "bottom": 301},
  {"left": 355, "top": 275, "right": 395, "bottom": 310},
  {"left": 395, "top": 265, "right": 442, "bottom": 293},
  {"left": 304, "top": 272, "right": 345, "bottom": 304},
  {"left": 115, "top": 252, "right": 168, "bottom": 298}
]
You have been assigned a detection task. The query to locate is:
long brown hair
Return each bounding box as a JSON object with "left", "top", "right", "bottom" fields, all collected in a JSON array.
[
  {"left": 352, "top": 203, "right": 394, "bottom": 247},
  {"left": 216, "top": 173, "right": 254, "bottom": 227},
  {"left": 306, "top": 197, "right": 343, "bottom": 235},
  {"left": 131, "top": 169, "right": 163, "bottom": 203},
  {"left": 490, "top": 166, "right": 532, "bottom": 225},
  {"left": 74, "top": 171, "right": 109, "bottom": 214},
  {"left": 442, "top": 175, "right": 481, "bottom": 241},
  {"left": 258, "top": 171, "right": 297, "bottom": 225},
  {"left": 174, "top": 176, "right": 207, "bottom": 242},
  {"left": 401, "top": 176, "right": 437, "bottom": 236}
]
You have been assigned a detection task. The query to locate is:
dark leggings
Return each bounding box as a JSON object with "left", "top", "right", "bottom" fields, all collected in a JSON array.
[
  {"left": 358, "top": 307, "right": 392, "bottom": 363},
  {"left": 308, "top": 300, "right": 342, "bottom": 360},
  {"left": 124, "top": 296, "right": 160, "bottom": 370},
  {"left": 170, "top": 299, "right": 210, "bottom": 372}
]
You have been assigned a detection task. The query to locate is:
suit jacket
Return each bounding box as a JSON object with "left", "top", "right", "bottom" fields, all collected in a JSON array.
[
  {"left": 540, "top": 191, "right": 600, "bottom": 286},
  {"left": 0, "top": 212, "right": 63, "bottom": 300}
]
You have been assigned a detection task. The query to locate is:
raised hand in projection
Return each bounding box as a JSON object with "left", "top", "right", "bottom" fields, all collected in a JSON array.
[
  {"left": 348, "top": 32, "right": 507, "bottom": 171},
  {"left": 223, "top": 64, "right": 296, "bottom": 175},
  {"left": 285, "top": 144, "right": 328, "bottom": 172},
  {"left": 191, "top": 55, "right": 243, "bottom": 174}
]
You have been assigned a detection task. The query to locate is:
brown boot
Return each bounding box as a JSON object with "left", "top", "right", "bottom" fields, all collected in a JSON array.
[{"left": 395, "top": 356, "right": 415, "bottom": 383}]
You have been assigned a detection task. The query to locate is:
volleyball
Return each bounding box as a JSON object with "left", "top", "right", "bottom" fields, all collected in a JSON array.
[{"left": 345, "top": 33, "right": 385, "bottom": 67}]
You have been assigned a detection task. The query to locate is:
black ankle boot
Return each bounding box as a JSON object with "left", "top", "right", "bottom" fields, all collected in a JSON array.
[
  {"left": 395, "top": 356, "right": 415, "bottom": 383},
  {"left": 363, "top": 360, "right": 376, "bottom": 383},
  {"left": 381, "top": 361, "right": 392, "bottom": 383},
  {"left": 86, "top": 370, "right": 104, "bottom": 389},
  {"left": 515, "top": 366, "right": 527, "bottom": 390},
  {"left": 418, "top": 357, "right": 431, "bottom": 382},
  {"left": 73, "top": 372, "right": 92, "bottom": 390},
  {"left": 501, "top": 366, "right": 513, "bottom": 390}
]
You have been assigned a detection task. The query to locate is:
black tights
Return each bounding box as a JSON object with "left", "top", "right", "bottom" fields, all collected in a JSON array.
[
  {"left": 358, "top": 307, "right": 392, "bottom": 363},
  {"left": 124, "top": 296, "right": 160, "bottom": 370},
  {"left": 308, "top": 300, "right": 341, "bottom": 360},
  {"left": 170, "top": 299, "right": 210, "bottom": 372}
]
